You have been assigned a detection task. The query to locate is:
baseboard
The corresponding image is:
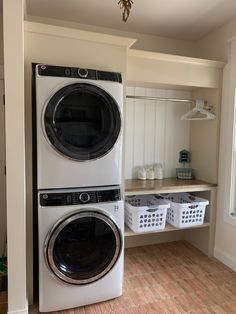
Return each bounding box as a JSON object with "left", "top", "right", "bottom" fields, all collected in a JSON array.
[
  {"left": 214, "top": 247, "right": 236, "bottom": 271},
  {"left": 8, "top": 306, "right": 28, "bottom": 314}
]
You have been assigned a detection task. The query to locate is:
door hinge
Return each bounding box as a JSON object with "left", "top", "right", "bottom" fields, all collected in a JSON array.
[
  {"left": 4, "top": 166, "right": 6, "bottom": 176},
  {"left": 3, "top": 94, "right": 5, "bottom": 106}
]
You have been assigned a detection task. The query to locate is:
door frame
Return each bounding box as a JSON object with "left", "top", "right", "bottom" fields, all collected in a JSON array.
[{"left": 0, "top": 72, "right": 6, "bottom": 257}]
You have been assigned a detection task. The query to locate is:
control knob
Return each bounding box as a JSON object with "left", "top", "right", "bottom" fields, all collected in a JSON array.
[
  {"left": 79, "top": 192, "right": 90, "bottom": 203},
  {"left": 78, "top": 68, "right": 88, "bottom": 78}
]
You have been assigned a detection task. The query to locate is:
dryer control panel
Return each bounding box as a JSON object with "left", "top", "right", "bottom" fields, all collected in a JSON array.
[
  {"left": 40, "top": 188, "right": 121, "bottom": 207},
  {"left": 37, "top": 64, "right": 122, "bottom": 83}
]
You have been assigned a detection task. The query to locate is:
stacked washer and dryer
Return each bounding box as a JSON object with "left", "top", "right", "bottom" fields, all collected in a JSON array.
[{"left": 34, "top": 64, "right": 124, "bottom": 312}]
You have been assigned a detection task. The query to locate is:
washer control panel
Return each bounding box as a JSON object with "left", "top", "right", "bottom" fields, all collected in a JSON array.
[{"left": 40, "top": 188, "right": 121, "bottom": 207}]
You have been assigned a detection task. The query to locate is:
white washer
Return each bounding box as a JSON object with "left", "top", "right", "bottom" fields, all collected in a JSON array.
[
  {"left": 38, "top": 186, "right": 124, "bottom": 312},
  {"left": 35, "top": 64, "right": 123, "bottom": 189}
]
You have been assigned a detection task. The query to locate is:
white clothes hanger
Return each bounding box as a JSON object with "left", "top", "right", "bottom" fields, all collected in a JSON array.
[{"left": 181, "top": 99, "right": 216, "bottom": 121}]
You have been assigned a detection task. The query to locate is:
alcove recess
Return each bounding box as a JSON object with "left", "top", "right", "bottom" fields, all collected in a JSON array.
[{"left": 123, "top": 48, "right": 225, "bottom": 255}]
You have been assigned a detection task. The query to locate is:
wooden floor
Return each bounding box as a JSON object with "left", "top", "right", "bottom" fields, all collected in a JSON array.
[
  {"left": 0, "top": 290, "right": 7, "bottom": 314},
  {"left": 2, "top": 241, "right": 236, "bottom": 313}
]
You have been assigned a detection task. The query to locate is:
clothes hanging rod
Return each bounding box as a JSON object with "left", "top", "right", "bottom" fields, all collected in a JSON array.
[{"left": 126, "top": 95, "right": 195, "bottom": 103}]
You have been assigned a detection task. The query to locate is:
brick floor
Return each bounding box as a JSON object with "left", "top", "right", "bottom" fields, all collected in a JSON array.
[{"left": 28, "top": 241, "right": 236, "bottom": 314}]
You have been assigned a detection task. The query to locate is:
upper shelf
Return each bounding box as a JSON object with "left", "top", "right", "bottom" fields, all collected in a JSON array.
[
  {"left": 127, "top": 49, "right": 225, "bottom": 89},
  {"left": 125, "top": 178, "right": 217, "bottom": 195}
]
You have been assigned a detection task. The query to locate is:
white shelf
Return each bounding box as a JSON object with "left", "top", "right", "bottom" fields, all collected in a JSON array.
[
  {"left": 128, "top": 49, "right": 225, "bottom": 68},
  {"left": 124, "top": 221, "right": 211, "bottom": 237},
  {"left": 127, "top": 49, "right": 225, "bottom": 89}
]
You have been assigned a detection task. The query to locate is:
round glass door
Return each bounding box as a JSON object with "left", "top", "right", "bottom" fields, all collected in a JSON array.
[
  {"left": 45, "top": 210, "right": 122, "bottom": 284},
  {"left": 43, "top": 83, "right": 121, "bottom": 161}
]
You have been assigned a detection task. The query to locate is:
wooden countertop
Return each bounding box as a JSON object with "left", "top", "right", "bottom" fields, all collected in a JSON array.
[{"left": 125, "top": 178, "right": 217, "bottom": 195}]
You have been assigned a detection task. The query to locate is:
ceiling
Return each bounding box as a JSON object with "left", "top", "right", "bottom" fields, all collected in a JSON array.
[{"left": 26, "top": 0, "right": 236, "bottom": 41}]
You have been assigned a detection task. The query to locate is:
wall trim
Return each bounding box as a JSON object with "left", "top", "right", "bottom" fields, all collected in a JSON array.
[
  {"left": 214, "top": 247, "right": 236, "bottom": 271},
  {"left": 0, "top": 65, "right": 4, "bottom": 79},
  {"left": 128, "top": 48, "right": 225, "bottom": 68},
  {"left": 24, "top": 21, "right": 136, "bottom": 48},
  {"left": 8, "top": 307, "right": 28, "bottom": 314},
  {"left": 4, "top": 0, "right": 28, "bottom": 312}
]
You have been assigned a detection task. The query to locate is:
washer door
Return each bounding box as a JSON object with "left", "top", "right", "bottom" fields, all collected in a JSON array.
[
  {"left": 43, "top": 83, "right": 121, "bottom": 161},
  {"left": 45, "top": 211, "right": 122, "bottom": 284}
]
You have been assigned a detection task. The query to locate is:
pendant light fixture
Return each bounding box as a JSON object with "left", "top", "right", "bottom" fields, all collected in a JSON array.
[{"left": 118, "top": 0, "right": 133, "bottom": 22}]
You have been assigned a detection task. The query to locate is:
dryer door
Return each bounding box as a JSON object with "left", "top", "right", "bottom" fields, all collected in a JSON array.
[
  {"left": 45, "top": 210, "right": 122, "bottom": 284},
  {"left": 43, "top": 83, "right": 121, "bottom": 161}
]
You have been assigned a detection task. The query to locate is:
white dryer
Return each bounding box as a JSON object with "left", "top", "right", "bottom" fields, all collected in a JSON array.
[
  {"left": 35, "top": 64, "right": 123, "bottom": 189},
  {"left": 38, "top": 186, "right": 124, "bottom": 312}
]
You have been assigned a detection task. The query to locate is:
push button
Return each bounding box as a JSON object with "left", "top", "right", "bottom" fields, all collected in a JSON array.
[{"left": 65, "top": 68, "right": 71, "bottom": 76}]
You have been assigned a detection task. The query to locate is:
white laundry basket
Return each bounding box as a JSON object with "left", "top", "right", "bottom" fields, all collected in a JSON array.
[
  {"left": 162, "top": 193, "right": 209, "bottom": 228},
  {"left": 125, "top": 195, "right": 170, "bottom": 233}
]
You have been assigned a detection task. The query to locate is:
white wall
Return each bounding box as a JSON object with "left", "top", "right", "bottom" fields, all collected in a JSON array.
[
  {"left": 197, "top": 15, "right": 236, "bottom": 62},
  {"left": 3, "top": 0, "right": 28, "bottom": 313},
  {"left": 196, "top": 16, "right": 236, "bottom": 269},
  {"left": 190, "top": 87, "right": 222, "bottom": 184},
  {"left": 125, "top": 86, "right": 190, "bottom": 179}
]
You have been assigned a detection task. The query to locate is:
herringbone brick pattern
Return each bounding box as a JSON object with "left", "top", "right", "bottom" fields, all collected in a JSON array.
[{"left": 3, "top": 241, "right": 236, "bottom": 314}]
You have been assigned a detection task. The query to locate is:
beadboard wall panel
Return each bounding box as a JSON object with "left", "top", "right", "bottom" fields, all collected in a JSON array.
[{"left": 125, "top": 87, "right": 191, "bottom": 179}]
